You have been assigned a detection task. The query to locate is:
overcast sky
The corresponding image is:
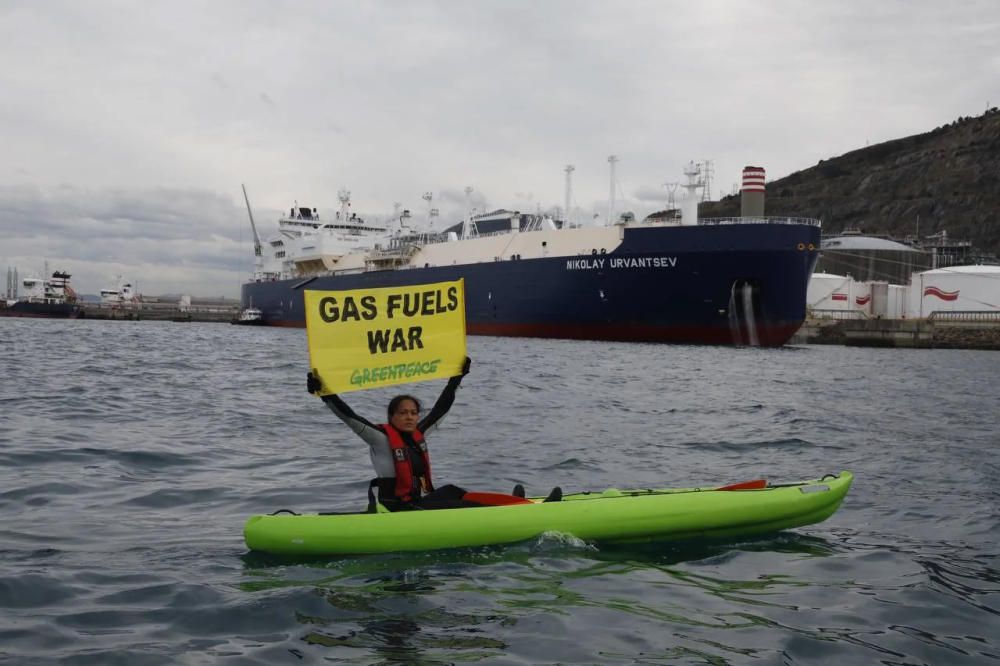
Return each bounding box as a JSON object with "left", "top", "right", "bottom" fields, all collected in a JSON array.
[{"left": 2, "top": 0, "right": 998, "bottom": 297}]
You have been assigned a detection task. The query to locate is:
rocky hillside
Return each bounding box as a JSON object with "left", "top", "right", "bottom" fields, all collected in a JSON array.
[{"left": 700, "top": 109, "right": 1000, "bottom": 257}]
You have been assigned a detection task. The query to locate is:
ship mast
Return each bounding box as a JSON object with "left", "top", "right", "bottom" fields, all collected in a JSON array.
[
  {"left": 564, "top": 164, "right": 575, "bottom": 226},
  {"left": 607, "top": 155, "right": 618, "bottom": 225},
  {"left": 462, "top": 186, "right": 476, "bottom": 239},
  {"left": 422, "top": 192, "right": 435, "bottom": 230},
  {"left": 338, "top": 188, "right": 352, "bottom": 223},
  {"left": 680, "top": 161, "right": 703, "bottom": 226}
]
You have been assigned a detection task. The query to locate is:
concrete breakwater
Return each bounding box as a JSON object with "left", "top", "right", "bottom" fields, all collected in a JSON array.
[{"left": 791, "top": 315, "right": 1000, "bottom": 350}]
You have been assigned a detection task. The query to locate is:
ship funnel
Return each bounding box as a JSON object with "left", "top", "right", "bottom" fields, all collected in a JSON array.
[{"left": 740, "top": 166, "right": 765, "bottom": 217}]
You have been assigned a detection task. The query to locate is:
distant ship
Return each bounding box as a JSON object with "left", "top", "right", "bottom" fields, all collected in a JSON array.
[
  {"left": 240, "top": 164, "right": 821, "bottom": 346},
  {"left": 0, "top": 270, "right": 83, "bottom": 319},
  {"left": 100, "top": 277, "right": 141, "bottom": 307}
]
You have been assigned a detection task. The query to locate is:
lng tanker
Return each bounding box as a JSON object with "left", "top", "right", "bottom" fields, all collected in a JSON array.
[{"left": 240, "top": 164, "right": 820, "bottom": 346}]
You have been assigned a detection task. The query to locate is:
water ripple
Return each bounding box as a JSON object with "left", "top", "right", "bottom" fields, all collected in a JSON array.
[{"left": 1, "top": 319, "right": 999, "bottom": 663}]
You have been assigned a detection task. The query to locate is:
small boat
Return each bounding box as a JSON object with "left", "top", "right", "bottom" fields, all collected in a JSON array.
[
  {"left": 244, "top": 471, "right": 853, "bottom": 556},
  {"left": 231, "top": 307, "right": 265, "bottom": 325}
]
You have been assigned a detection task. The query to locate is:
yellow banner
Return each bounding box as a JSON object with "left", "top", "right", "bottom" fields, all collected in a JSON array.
[{"left": 304, "top": 279, "right": 466, "bottom": 395}]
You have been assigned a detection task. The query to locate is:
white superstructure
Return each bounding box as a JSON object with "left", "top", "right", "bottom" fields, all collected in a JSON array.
[
  {"left": 100, "top": 277, "right": 140, "bottom": 306},
  {"left": 250, "top": 190, "right": 391, "bottom": 281},
  {"left": 9, "top": 271, "right": 75, "bottom": 306},
  {"left": 244, "top": 162, "right": 758, "bottom": 284}
]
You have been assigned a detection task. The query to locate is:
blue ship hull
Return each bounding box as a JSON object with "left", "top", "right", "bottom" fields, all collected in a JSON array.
[
  {"left": 0, "top": 302, "right": 82, "bottom": 319},
  {"left": 242, "top": 222, "right": 820, "bottom": 346}
]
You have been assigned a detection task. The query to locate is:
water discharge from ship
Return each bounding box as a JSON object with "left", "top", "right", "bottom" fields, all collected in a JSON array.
[{"left": 728, "top": 280, "right": 760, "bottom": 346}]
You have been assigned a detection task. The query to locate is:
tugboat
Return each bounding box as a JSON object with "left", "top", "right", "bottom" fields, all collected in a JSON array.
[
  {"left": 231, "top": 306, "right": 266, "bottom": 326},
  {"left": 0, "top": 271, "right": 83, "bottom": 318}
]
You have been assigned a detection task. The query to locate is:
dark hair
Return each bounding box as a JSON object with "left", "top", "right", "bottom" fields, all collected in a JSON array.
[{"left": 387, "top": 394, "right": 421, "bottom": 420}]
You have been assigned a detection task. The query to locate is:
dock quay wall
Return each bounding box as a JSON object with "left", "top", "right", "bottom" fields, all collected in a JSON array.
[
  {"left": 792, "top": 314, "right": 1000, "bottom": 350},
  {"left": 79, "top": 303, "right": 238, "bottom": 323}
]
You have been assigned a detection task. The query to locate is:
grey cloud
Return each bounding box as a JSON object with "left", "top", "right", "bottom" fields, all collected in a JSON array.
[
  {"left": 0, "top": 185, "right": 251, "bottom": 294},
  {"left": 2, "top": 0, "right": 997, "bottom": 295},
  {"left": 633, "top": 185, "right": 670, "bottom": 204}
]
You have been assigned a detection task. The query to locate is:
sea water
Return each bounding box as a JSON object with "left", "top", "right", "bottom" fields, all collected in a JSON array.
[{"left": 1, "top": 318, "right": 998, "bottom": 664}]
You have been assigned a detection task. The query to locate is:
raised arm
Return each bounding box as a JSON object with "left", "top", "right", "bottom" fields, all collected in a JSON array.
[
  {"left": 419, "top": 357, "right": 470, "bottom": 433},
  {"left": 308, "top": 370, "right": 384, "bottom": 445}
]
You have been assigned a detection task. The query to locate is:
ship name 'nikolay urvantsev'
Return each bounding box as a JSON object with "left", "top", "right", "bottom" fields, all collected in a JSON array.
[
  {"left": 567, "top": 256, "right": 678, "bottom": 270},
  {"left": 241, "top": 162, "right": 821, "bottom": 346}
]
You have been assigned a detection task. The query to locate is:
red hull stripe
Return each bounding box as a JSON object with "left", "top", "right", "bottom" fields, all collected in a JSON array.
[
  {"left": 267, "top": 320, "right": 803, "bottom": 346},
  {"left": 468, "top": 322, "right": 802, "bottom": 346}
]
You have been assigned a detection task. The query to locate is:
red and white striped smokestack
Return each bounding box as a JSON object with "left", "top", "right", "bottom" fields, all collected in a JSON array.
[{"left": 741, "top": 166, "right": 765, "bottom": 217}]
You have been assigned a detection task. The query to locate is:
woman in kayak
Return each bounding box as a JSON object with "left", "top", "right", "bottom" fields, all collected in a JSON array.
[{"left": 307, "top": 357, "right": 474, "bottom": 511}]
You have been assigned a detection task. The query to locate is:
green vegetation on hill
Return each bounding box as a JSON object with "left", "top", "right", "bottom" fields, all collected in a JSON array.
[{"left": 700, "top": 109, "right": 1000, "bottom": 257}]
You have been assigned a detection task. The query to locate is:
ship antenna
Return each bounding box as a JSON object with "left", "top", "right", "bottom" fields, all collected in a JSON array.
[
  {"left": 337, "top": 188, "right": 352, "bottom": 223},
  {"left": 241, "top": 184, "right": 262, "bottom": 257},
  {"left": 564, "top": 165, "right": 575, "bottom": 226},
  {"left": 463, "top": 186, "right": 474, "bottom": 239},
  {"left": 422, "top": 192, "right": 434, "bottom": 229},
  {"left": 607, "top": 155, "right": 618, "bottom": 225}
]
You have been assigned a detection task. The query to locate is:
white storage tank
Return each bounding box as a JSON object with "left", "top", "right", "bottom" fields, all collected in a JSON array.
[
  {"left": 870, "top": 282, "right": 889, "bottom": 318},
  {"left": 914, "top": 265, "right": 1000, "bottom": 316},
  {"left": 807, "top": 272, "right": 853, "bottom": 311},
  {"left": 852, "top": 281, "right": 872, "bottom": 315},
  {"left": 887, "top": 284, "right": 908, "bottom": 318},
  {"left": 870, "top": 282, "right": 909, "bottom": 318}
]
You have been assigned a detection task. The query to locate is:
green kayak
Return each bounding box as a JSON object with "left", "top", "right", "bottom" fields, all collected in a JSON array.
[{"left": 243, "top": 471, "right": 853, "bottom": 556}]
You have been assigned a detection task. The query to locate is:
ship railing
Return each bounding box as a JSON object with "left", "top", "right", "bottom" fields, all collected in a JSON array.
[
  {"left": 928, "top": 310, "right": 1000, "bottom": 322},
  {"left": 807, "top": 308, "right": 869, "bottom": 320},
  {"left": 368, "top": 246, "right": 419, "bottom": 260},
  {"left": 699, "top": 216, "right": 822, "bottom": 227},
  {"left": 479, "top": 229, "right": 525, "bottom": 239}
]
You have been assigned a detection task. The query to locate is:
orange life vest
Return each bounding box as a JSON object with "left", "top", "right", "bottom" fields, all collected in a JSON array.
[{"left": 381, "top": 423, "right": 434, "bottom": 502}]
